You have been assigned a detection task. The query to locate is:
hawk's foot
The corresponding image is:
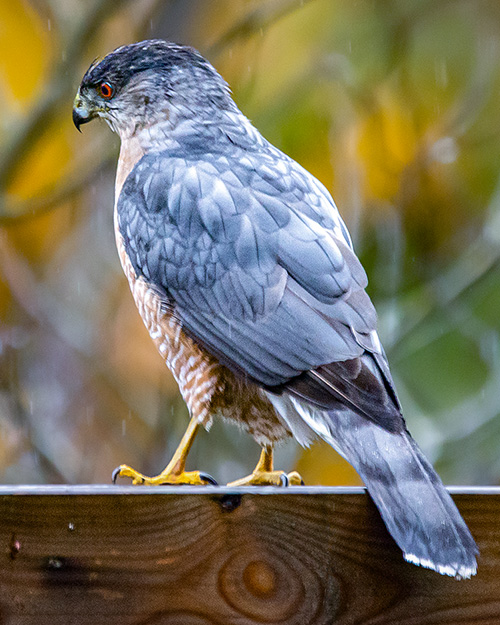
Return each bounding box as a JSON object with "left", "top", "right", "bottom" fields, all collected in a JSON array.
[
  {"left": 227, "top": 446, "right": 304, "bottom": 487},
  {"left": 112, "top": 416, "right": 217, "bottom": 486},
  {"left": 228, "top": 469, "right": 303, "bottom": 487},
  {"left": 112, "top": 464, "right": 217, "bottom": 486}
]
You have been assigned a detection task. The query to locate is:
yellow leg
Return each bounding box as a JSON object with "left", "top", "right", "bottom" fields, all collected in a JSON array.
[
  {"left": 113, "top": 417, "right": 216, "bottom": 485},
  {"left": 228, "top": 446, "right": 304, "bottom": 487}
]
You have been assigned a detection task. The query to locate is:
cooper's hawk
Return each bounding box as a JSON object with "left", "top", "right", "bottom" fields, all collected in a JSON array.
[{"left": 73, "top": 40, "right": 477, "bottom": 577}]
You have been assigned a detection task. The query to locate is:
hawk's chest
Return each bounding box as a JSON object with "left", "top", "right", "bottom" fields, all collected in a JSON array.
[{"left": 113, "top": 140, "right": 221, "bottom": 425}]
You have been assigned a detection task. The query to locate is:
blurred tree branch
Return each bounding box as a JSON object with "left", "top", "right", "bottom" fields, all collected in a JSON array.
[
  {"left": 386, "top": 215, "right": 500, "bottom": 362},
  {"left": 0, "top": 234, "right": 149, "bottom": 430},
  {"left": 208, "top": 0, "right": 319, "bottom": 57},
  {"left": 0, "top": 152, "right": 116, "bottom": 224}
]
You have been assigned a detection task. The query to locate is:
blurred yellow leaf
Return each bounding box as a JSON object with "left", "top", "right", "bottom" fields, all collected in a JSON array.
[
  {"left": 0, "top": 0, "right": 50, "bottom": 108},
  {"left": 357, "top": 93, "right": 418, "bottom": 201},
  {"left": 7, "top": 118, "right": 73, "bottom": 201},
  {"left": 296, "top": 441, "right": 363, "bottom": 486}
]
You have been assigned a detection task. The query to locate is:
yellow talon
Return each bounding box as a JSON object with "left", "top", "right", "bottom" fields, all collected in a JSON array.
[
  {"left": 112, "top": 465, "right": 215, "bottom": 486},
  {"left": 112, "top": 416, "right": 217, "bottom": 486},
  {"left": 228, "top": 446, "right": 304, "bottom": 487}
]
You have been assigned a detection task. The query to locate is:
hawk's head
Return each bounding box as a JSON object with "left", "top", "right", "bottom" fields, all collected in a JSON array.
[{"left": 73, "top": 40, "right": 234, "bottom": 137}]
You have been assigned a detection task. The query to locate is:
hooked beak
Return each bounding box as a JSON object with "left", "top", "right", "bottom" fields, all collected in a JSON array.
[{"left": 72, "top": 91, "right": 96, "bottom": 132}]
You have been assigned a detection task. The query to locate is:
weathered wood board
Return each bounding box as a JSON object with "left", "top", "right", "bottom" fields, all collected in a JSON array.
[{"left": 0, "top": 485, "right": 498, "bottom": 624}]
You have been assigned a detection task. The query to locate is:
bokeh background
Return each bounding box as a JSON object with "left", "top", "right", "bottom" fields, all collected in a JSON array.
[{"left": 1, "top": 0, "right": 500, "bottom": 486}]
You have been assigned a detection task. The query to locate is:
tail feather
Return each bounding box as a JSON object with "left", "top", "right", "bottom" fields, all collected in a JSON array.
[{"left": 287, "top": 396, "right": 478, "bottom": 578}]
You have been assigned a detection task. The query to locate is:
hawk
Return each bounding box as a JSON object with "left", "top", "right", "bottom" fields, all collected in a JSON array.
[{"left": 73, "top": 40, "right": 477, "bottom": 577}]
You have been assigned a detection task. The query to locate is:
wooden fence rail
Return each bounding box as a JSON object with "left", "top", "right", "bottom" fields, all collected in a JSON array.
[{"left": 0, "top": 485, "right": 498, "bottom": 624}]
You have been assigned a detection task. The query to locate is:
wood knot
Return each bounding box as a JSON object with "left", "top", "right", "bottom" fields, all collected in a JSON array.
[
  {"left": 216, "top": 494, "right": 241, "bottom": 513},
  {"left": 242, "top": 560, "right": 276, "bottom": 598},
  {"left": 217, "top": 547, "right": 327, "bottom": 623}
]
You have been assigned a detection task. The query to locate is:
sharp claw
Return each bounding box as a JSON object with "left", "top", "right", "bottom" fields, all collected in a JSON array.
[
  {"left": 286, "top": 471, "right": 305, "bottom": 486},
  {"left": 199, "top": 471, "right": 218, "bottom": 486},
  {"left": 280, "top": 473, "right": 289, "bottom": 487},
  {"left": 111, "top": 466, "right": 121, "bottom": 484}
]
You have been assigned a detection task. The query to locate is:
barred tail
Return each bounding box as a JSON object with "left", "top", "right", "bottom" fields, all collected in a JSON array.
[{"left": 289, "top": 398, "right": 478, "bottom": 578}]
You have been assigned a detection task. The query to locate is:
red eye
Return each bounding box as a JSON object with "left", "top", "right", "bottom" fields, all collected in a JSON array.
[{"left": 98, "top": 82, "right": 114, "bottom": 99}]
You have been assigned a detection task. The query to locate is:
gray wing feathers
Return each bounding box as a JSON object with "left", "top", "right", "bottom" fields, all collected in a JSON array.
[
  {"left": 177, "top": 285, "right": 366, "bottom": 385},
  {"left": 118, "top": 148, "right": 373, "bottom": 386}
]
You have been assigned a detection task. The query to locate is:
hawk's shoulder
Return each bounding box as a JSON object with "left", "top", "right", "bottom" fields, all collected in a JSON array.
[{"left": 117, "top": 137, "right": 366, "bottom": 304}]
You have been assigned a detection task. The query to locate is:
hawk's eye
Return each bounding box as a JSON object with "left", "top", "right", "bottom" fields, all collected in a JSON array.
[{"left": 97, "top": 82, "right": 114, "bottom": 99}]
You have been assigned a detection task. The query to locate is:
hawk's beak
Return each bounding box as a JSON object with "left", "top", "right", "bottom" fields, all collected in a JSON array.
[{"left": 72, "top": 92, "right": 95, "bottom": 132}]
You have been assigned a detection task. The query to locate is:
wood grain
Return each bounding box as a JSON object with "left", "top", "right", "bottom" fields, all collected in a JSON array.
[{"left": 0, "top": 486, "right": 497, "bottom": 624}]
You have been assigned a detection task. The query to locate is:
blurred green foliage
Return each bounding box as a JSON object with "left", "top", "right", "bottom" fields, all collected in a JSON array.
[{"left": 0, "top": 0, "right": 499, "bottom": 486}]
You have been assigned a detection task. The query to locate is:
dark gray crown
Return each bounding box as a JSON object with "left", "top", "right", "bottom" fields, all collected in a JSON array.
[{"left": 81, "top": 39, "right": 232, "bottom": 107}]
